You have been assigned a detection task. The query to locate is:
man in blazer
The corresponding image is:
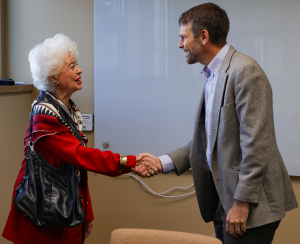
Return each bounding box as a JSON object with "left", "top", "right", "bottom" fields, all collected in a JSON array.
[{"left": 136, "top": 3, "right": 298, "bottom": 244}]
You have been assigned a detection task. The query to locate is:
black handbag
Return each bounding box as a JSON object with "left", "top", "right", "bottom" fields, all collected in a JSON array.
[{"left": 14, "top": 103, "right": 85, "bottom": 228}]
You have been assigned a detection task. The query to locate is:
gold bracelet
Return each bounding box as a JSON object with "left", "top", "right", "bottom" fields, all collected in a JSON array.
[{"left": 119, "top": 156, "right": 127, "bottom": 169}]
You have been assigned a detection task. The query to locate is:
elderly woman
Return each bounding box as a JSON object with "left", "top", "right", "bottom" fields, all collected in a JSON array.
[{"left": 2, "top": 34, "right": 158, "bottom": 244}]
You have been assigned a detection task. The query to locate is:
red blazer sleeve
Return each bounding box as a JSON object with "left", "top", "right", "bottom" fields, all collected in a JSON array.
[{"left": 38, "top": 132, "right": 136, "bottom": 176}]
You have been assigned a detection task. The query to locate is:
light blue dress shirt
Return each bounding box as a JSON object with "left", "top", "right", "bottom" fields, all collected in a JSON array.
[{"left": 160, "top": 44, "right": 230, "bottom": 173}]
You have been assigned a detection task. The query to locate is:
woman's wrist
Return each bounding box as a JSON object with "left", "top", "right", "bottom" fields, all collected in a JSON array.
[
  {"left": 119, "top": 156, "right": 127, "bottom": 169},
  {"left": 119, "top": 155, "right": 136, "bottom": 172}
]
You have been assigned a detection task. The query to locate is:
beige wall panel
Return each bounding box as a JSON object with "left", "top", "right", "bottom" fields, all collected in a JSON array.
[
  {"left": 0, "top": 92, "right": 31, "bottom": 244},
  {"left": 87, "top": 171, "right": 215, "bottom": 244},
  {"left": 273, "top": 177, "right": 300, "bottom": 244}
]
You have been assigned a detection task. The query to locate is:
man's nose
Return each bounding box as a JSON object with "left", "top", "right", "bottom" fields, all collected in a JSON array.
[{"left": 178, "top": 40, "right": 183, "bottom": 49}]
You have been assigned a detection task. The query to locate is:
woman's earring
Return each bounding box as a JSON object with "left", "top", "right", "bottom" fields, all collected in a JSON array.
[{"left": 53, "top": 79, "right": 60, "bottom": 88}]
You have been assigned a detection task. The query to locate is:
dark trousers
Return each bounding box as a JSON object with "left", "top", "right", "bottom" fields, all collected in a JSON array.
[{"left": 213, "top": 201, "right": 281, "bottom": 244}]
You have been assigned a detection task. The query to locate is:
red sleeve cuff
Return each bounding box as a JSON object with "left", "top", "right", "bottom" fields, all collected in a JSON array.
[{"left": 126, "top": 155, "right": 136, "bottom": 170}]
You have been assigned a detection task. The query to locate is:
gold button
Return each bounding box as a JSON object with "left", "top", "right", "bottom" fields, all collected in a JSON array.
[{"left": 87, "top": 201, "right": 89, "bottom": 204}]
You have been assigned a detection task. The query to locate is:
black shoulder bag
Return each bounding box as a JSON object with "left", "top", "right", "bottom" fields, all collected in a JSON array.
[{"left": 14, "top": 103, "right": 85, "bottom": 228}]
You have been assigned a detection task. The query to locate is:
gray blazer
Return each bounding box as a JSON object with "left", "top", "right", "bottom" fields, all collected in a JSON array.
[{"left": 168, "top": 46, "right": 298, "bottom": 229}]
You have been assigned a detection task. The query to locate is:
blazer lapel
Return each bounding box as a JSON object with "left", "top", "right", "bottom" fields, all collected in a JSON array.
[
  {"left": 190, "top": 88, "right": 206, "bottom": 165},
  {"left": 190, "top": 89, "right": 205, "bottom": 157},
  {"left": 209, "top": 46, "right": 236, "bottom": 157}
]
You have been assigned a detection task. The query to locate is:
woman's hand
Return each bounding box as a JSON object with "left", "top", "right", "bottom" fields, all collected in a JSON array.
[
  {"left": 133, "top": 153, "right": 162, "bottom": 178},
  {"left": 85, "top": 221, "right": 93, "bottom": 239}
]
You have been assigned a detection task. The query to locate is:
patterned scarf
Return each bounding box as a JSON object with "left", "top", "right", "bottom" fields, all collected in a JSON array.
[{"left": 24, "top": 91, "right": 88, "bottom": 148}]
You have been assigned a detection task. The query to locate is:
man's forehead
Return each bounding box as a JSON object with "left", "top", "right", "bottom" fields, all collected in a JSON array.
[{"left": 179, "top": 22, "right": 193, "bottom": 35}]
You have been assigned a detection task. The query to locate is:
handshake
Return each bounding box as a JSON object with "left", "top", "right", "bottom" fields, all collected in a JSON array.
[{"left": 131, "top": 153, "right": 163, "bottom": 178}]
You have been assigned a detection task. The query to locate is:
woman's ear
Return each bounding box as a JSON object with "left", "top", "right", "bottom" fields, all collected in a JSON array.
[
  {"left": 50, "top": 76, "right": 60, "bottom": 88},
  {"left": 48, "top": 76, "right": 56, "bottom": 82}
]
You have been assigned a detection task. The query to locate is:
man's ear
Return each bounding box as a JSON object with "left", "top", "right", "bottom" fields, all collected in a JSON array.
[{"left": 198, "top": 29, "right": 209, "bottom": 45}]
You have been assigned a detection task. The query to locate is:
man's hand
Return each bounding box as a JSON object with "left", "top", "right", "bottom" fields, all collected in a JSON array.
[
  {"left": 132, "top": 153, "right": 162, "bottom": 178},
  {"left": 85, "top": 221, "right": 93, "bottom": 239},
  {"left": 225, "top": 200, "right": 249, "bottom": 238}
]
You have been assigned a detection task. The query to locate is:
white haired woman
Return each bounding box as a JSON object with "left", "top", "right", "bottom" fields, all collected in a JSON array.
[{"left": 2, "top": 34, "right": 158, "bottom": 244}]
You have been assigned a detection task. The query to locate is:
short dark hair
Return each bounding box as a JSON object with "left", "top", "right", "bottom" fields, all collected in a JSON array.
[{"left": 179, "top": 3, "right": 229, "bottom": 46}]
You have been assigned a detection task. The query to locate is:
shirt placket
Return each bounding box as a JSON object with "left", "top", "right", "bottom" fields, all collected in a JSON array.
[{"left": 205, "top": 71, "right": 217, "bottom": 170}]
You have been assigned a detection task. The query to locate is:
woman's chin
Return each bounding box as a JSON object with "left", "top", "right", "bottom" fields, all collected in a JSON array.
[{"left": 75, "top": 83, "right": 83, "bottom": 90}]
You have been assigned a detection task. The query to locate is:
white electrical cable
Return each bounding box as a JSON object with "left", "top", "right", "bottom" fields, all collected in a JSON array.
[
  {"left": 124, "top": 173, "right": 196, "bottom": 198},
  {"left": 125, "top": 174, "right": 214, "bottom": 236}
]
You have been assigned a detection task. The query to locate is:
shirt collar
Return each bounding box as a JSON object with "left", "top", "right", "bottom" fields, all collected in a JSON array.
[{"left": 201, "top": 44, "right": 230, "bottom": 79}]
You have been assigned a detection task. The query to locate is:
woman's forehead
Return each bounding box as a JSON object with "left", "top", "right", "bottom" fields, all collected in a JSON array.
[{"left": 63, "top": 54, "right": 76, "bottom": 64}]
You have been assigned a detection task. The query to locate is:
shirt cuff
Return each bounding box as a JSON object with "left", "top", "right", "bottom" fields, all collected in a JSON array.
[{"left": 159, "top": 155, "right": 176, "bottom": 174}]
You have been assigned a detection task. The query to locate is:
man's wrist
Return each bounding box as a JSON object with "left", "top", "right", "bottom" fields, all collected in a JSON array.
[{"left": 159, "top": 155, "right": 176, "bottom": 174}]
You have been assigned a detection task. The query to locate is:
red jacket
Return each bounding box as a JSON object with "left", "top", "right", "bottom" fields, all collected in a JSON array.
[{"left": 2, "top": 114, "right": 136, "bottom": 244}]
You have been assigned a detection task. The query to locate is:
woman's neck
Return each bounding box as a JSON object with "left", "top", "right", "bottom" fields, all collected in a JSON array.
[{"left": 52, "top": 91, "right": 71, "bottom": 109}]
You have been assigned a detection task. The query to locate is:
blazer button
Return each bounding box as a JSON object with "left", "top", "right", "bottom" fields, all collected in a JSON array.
[{"left": 254, "top": 189, "right": 258, "bottom": 193}]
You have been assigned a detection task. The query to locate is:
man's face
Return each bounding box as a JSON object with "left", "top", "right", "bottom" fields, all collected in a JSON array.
[{"left": 178, "top": 22, "right": 202, "bottom": 64}]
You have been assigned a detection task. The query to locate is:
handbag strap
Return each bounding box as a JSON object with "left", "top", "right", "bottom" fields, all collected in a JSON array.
[
  {"left": 29, "top": 101, "right": 41, "bottom": 144},
  {"left": 15, "top": 106, "right": 39, "bottom": 192},
  {"left": 28, "top": 99, "right": 83, "bottom": 181}
]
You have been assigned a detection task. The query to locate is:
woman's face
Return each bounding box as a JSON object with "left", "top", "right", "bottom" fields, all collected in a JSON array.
[{"left": 56, "top": 54, "right": 82, "bottom": 95}]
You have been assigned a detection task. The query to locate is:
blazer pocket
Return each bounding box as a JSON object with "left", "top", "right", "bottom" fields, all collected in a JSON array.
[
  {"left": 229, "top": 164, "right": 240, "bottom": 171},
  {"left": 219, "top": 102, "right": 239, "bottom": 144},
  {"left": 221, "top": 102, "right": 234, "bottom": 110},
  {"left": 220, "top": 102, "right": 236, "bottom": 124}
]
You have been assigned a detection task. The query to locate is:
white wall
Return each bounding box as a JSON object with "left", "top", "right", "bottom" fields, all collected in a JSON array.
[
  {"left": 94, "top": 0, "right": 300, "bottom": 175},
  {"left": 7, "top": 0, "right": 94, "bottom": 113}
]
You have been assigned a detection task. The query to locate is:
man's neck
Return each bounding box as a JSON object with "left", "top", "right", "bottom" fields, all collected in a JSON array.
[{"left": 201, "top": 43, "right": 226, "bottom": 66}]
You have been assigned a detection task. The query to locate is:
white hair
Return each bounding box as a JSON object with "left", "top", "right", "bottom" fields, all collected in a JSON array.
[{"left": 28, "top": 33, "right": 79, "bottom": 92}]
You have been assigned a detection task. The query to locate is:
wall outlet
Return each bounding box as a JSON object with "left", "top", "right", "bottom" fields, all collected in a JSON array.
[{"left": 82, "top": 114, "right": 94, "bottom": 131}]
